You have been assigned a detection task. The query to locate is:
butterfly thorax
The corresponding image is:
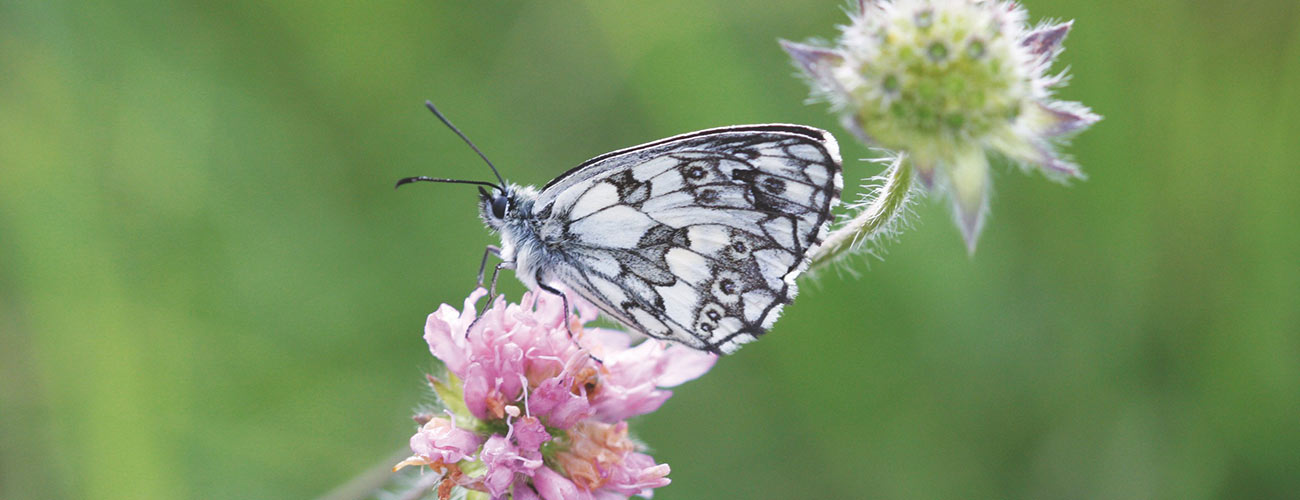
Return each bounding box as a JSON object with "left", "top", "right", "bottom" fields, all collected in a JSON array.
[{"left": 483, "top": 184, "right": 552, "bottom": 291}]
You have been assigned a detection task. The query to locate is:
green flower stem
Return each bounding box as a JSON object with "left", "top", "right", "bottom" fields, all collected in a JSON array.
[{"left": 808, "top": 156, "right": 915, "bottom": 270}]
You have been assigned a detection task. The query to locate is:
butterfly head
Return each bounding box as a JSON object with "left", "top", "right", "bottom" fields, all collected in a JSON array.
[
  {"left": 477, "top": 185, "right": 511, "bottom": 229},
  {"left": 475, "top": 183, "right": 537, "bottom": 231}
]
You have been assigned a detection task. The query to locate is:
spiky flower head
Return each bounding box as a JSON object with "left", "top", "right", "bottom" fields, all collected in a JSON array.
[{"left": 782, "top": 0, "right": 1099, "bottom": 251}]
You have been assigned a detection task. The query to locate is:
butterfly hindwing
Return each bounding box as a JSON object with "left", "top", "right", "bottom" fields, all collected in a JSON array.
[{"left": 531, "top": 125, "right": 842, "bottom": 354}]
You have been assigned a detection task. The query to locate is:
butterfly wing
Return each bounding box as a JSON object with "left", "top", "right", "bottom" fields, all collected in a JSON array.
[{"left": 533, "top": 125, "right": 842, "bottom": 354}]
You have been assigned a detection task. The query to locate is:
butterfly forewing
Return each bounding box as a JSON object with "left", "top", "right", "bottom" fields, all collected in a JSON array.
[{"left": 533, "top": 126, "right": 842, "bottom": 354}]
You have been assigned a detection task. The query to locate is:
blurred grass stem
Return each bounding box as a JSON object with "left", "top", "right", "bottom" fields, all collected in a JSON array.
[{"left": 314, "top": 447, "right": 409, "bottom": 500}]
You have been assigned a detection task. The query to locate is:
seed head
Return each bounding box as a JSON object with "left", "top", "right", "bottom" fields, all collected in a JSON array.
[{"left": 783, "top": 0, "right": 1100, "bottom": 251}]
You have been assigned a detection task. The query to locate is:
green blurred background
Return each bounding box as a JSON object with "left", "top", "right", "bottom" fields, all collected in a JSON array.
[{"left": 3, "top": 1, "right": 1297, "bottom": 499}]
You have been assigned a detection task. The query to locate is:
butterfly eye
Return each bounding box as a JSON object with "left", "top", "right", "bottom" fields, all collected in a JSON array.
[{"left": 491, "top": 195, "right": 509, "bottom": 219}]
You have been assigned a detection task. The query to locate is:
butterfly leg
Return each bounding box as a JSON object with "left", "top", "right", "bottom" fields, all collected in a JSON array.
[
  {"left": 536, "top": 282, "right": 604, "bottom": 364},
  {"left": 467, "top": 259, "right": 515, "bottom": 335},
  {"left": 536, "top": 282, "right": 570, "bottom": 323},
  {"left": 487, "top": 261, "right": 514, "bottom": 301},
  {"left": 476, "top": 245, "right": 502, "bottom": 287},
  {"left": 536, "top": 282, "right": 578, "bottom": 340}
]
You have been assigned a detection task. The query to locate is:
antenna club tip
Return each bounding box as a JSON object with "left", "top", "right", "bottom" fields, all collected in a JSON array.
[{"left": 394, "top": 176, "right": 420, "bottom": 189}]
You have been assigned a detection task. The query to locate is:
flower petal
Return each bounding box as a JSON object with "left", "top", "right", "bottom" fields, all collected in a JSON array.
[
  {"left": 511, "top": 478, "right": 542, "bottom": 500},
  {"left": 912, "top": 156, "right": 939, "bottom": 188},
  {"left": 779, "top": 40, "right": 846, "bottom": 94},
  {"left": 856, "top": 0, "right": 874, "bottom": 16},
  {"left": 480, "top": 435, "right": 544, "bottom": 497},
  {"left": 945, "top": 148, "right": 991, "bottom": 254},
  {"left": 590, "top": 340, "right": 715, "bottom": 421},
  {"left": 1021, "top": 21, "right": 1073, "bottom": 62},
  {"left": 512, "top": 416, "right": 552, "bottom": 451},
  {"left": 423, "top": 288, "right": 489, "bottom": 376},
  {"left": 462, "top": 363, "right": 494, "bottom": 420},
  {"left": 530, "top": 377, "right": 593, "bottom": 429},
  {"left": 654, "top": 344, "right": 717, "bottom": 387},
  {"left": 1024, "top": 101, "right": 1101, "bottom": 138},
  {"left": 988, "top": 129, "right": 1085, "bottom": 180},
  {"left": 605, "top": 453, "right": 671, "bottom": 495},
  {"left": 407, "top": 417, "right": 482, "bottom": 465},
  {"left": 533, "top": 467, "right": 588, "bottom": 500}
]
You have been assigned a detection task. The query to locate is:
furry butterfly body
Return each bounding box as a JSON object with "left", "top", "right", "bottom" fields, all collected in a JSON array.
[{"left": 407, "top": 113, "right": 843, "bottom": 354}]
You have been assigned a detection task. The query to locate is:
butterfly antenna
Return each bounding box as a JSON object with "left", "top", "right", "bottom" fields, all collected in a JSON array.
[
  {"left": 425, "top": 101, "right": 508, "bottom": 191},
  {"left": 394, "top": 176, "right": 500, "bottom": 190}
]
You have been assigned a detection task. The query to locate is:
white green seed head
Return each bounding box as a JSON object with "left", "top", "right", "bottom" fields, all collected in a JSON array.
[
  {"left": 782, "top": 0, "right": 1099, "bottom": 252},
  {"left": 838, "top": 0, "right": 1031, "bottom": 158}
]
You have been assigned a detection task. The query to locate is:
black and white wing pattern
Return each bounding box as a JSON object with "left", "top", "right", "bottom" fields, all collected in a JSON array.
[{"left": 531, "top": 125, "right": 842, "bottom": 354}]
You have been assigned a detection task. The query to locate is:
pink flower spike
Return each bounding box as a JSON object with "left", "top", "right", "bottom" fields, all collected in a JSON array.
[{"left": 404, "top": 289, "right": 710, "bottom": 498}]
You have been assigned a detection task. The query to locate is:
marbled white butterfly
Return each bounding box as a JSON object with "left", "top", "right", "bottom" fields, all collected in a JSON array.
[{"left": 400, "top": 103, "right": 842, "bottom": 354}]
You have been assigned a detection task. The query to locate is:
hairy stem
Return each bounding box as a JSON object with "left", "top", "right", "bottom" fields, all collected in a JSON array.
[{"left": 808, "top": 156, "right": 915, "bottom": 270}]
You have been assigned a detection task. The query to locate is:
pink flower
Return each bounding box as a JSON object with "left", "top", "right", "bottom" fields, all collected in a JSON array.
[
  {"left": 531, "top": 466, "right": 587, "bottom": 500},
  {"left": 554, "top": 421, "right": 671, "bottom": 497},
  {"left": 479, "top": 433, "right": 544, "bottom": 497},
  {"left": 529, "top": 376, "right": 593, "bottom": 429},
  {"left": 585, "top": 330, "right": 717, "bottom": 422},
  {"left": 399, "top": 417, "right": 482, "bottom": 467},
  {"left": 401, "top": 288, "right": 716, "bottom": 499}
]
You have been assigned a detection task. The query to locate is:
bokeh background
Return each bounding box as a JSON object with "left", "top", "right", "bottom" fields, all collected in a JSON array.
[{"left": 3, "top": 1, "right": 1297, "bottom": 499}]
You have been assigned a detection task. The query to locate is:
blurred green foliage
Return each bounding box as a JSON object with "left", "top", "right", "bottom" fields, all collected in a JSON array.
[{"left": 2, "top": 1, "right": 1297, "bottom": 499}]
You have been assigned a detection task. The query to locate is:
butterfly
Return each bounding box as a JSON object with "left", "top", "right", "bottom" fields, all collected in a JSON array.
[{"left": 400, "top": 102, "right": 842, "bottom": 354}]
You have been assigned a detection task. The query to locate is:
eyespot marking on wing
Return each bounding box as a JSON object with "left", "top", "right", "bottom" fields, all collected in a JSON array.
[{"left": 709, "top": 270, "right": 745, "bottom": 306}]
